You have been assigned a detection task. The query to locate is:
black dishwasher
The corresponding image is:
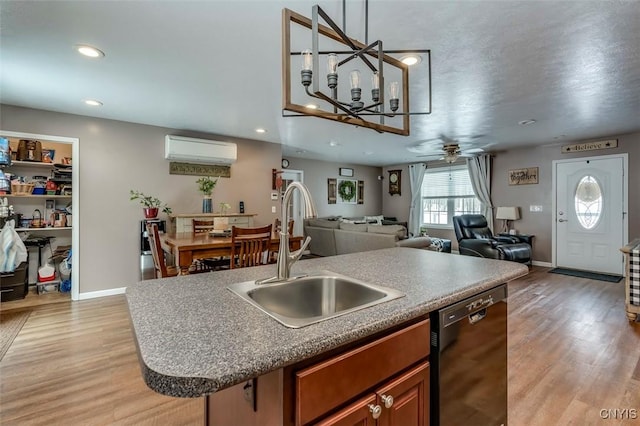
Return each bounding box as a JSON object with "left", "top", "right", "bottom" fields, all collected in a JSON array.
[{"left": 430, "top": 284, "right": 508, "bottom": 426}]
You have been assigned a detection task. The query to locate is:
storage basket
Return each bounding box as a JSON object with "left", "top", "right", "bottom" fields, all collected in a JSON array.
[
  {"left": 31, "top": 209, "right": 46, "bottom": 228},
  {"left": 17, "top": 139, "right": 42, "bottom": 162},
  {"left": 11, "top": 182, "right": 35, "bottom": 195}
]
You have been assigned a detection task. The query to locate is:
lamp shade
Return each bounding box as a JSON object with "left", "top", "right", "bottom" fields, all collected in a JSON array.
[{"left": 495, "top": 206, "right": 520, "bottom": 220}]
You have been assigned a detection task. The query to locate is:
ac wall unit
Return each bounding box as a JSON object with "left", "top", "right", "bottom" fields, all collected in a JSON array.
[{"left": 164, "top": 135, "right": 237, "bottom": 164}]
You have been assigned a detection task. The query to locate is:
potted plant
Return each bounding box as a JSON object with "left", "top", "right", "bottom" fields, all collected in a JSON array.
[
  {"left": 130, "top": 190, "right": 172, "bottom": 219},
  {"left": 196, "top": 176, "right": 218, "bottom": 213}
]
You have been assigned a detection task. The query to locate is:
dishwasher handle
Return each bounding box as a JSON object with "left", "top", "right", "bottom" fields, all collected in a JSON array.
[{"left": 440, "top": 284, "right": 507, "bottom": 328}]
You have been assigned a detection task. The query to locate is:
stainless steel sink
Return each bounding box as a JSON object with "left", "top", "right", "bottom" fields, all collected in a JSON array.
[{"left": 227, "top": 271, "right": 405, "bottom": 328}]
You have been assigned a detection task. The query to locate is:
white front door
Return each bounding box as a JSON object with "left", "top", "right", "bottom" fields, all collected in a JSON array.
[
  {"left": 554, "top": 155, "right": 626, "bottom": 275},
  {"left": 281, "top": 170, "right": 304, "bottom": 236}
]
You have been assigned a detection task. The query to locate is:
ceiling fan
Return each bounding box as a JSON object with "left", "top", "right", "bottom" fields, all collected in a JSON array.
[{"left": 406, "top": 134, "right": 488, "bottom": 163}]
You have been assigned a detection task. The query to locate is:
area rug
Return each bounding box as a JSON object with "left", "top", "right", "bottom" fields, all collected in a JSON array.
[
  {"left": 0, "top": 309, "right": 31, "bottom": 362},
  {"left": 549, "top": 268, "right": 623, "bottom": 283}
]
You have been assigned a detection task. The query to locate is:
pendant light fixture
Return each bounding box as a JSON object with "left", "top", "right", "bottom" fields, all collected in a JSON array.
[{"left": 282, "top": 0, "right": 432, "bottom": 136}]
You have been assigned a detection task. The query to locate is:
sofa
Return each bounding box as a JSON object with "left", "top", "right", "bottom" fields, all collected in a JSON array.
[{"left": 303, "top": 216, "right": 434, "bottom": 256}]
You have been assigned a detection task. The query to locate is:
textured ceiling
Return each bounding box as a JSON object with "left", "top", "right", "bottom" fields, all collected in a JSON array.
[{"left": 1, "top": 0, "right": 639, "bottom": 166}]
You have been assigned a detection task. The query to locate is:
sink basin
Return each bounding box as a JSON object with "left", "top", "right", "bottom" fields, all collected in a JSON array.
[{"left": 227, "top": 271, "right": 405, "bottom": 328}]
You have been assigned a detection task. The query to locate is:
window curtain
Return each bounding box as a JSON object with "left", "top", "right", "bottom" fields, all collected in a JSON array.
[
  {"left": 466, "top": 155, "right": 494, "bottom": 232},
  {"left": 408, "top": 163, "right": 427, "bottom": 237}
]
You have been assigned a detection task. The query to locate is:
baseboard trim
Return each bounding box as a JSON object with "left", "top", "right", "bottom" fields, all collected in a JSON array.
[
  {"left": 78, "top": 287, "right": 127, "bottom": 300},
  {"left": 532, "top": 260, "right": 553, "bottom": 268}
]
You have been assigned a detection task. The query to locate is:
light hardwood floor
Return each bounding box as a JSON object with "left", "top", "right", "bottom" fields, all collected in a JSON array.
[{"left": 1, "top": 266, "right": 638, "bottom": 425}]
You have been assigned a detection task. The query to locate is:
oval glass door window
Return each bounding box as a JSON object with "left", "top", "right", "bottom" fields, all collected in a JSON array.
[{"left": 574, "top": 175, "right": 602, "bottom": 229}]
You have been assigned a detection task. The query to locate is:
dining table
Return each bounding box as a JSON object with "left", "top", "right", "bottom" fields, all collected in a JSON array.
[{"left": 162, "top": 231, "right": 303, "bottom": 275}]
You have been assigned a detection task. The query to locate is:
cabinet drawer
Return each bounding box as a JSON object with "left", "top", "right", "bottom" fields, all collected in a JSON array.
[
  {"left": 295, "top": 319, "right": 430, "bottom": 425},
  {"left": 228, "top": 216, "right": 249, "bottom": 225}
]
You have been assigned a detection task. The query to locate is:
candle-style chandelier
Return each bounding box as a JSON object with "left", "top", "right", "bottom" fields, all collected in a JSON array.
[{"left": 282, "top": 1, "right": 432, "bottom": 136}]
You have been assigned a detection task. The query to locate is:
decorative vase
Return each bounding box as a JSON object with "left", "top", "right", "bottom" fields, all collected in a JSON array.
[
  {"left": 202, "top": 197, "right": 212, "bottom": 213},
  {"left": 143, "top": 207, "right": 159, "bottom": 219}
]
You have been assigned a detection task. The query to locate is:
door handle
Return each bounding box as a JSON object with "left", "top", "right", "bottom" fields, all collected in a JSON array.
[{"left": 558, "top": 219, "right": 568, "bottom": 222}]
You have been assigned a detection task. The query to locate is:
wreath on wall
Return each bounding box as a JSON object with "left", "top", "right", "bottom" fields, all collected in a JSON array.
[{"left": 338, "top": 179, "right": 356, "bottom": 202}]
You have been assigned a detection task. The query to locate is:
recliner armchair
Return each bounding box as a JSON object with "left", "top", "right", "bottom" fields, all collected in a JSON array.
[{"left": 453, "top": 214, "right": 531, "bottom": 264}]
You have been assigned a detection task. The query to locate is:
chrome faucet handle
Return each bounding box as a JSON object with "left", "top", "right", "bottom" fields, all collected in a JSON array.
[{"left": 289, "top": 236, "right": 312, "bottom": 262}]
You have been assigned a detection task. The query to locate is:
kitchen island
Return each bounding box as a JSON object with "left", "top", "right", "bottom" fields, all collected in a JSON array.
[{"left": 126, "top": 247, "right": 528, "bottom": 425}]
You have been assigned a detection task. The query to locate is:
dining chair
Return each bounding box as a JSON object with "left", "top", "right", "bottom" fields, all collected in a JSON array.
[
  {"left": 271, "top": 219, "right": 294, "bottom": 263},
  {"left": 146, "top": 223, "right": 179, "bottom": 278},
  {"left": 191, "top": 219, "right": 228, "bottom": 272},
  {"left": 274, "top": 218, "right": 295, "bottom": 236},
  {"left": 230, "top": 224, "right": 273, "bottom": 269},
  {"left": 192, "top": 219, "right": 215, "bottom": 235}
]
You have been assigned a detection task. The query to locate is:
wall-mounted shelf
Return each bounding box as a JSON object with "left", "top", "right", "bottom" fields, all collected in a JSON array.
[
  {"left": 15, "top": 227, "right": 72, "bottom": 232},
  {"left": 4, "top": 194, "right": 72, "bottom": 199},
  {"left": 7, "top": 160, "right": 60, "bottom": 169}
]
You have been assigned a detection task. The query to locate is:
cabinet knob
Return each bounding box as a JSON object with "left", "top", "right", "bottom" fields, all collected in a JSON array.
[
  {"left": 368, "top": 404, "right": 382, "bottom": 419},
  {"left": 381, "top": 394, "right": 394, "bottom": 408}
]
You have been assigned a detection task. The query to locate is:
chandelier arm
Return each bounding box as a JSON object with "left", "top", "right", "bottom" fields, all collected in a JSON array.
[
  {"left": 337, "top": 40, "right": 382, "bottom": 73},
  {"left": 315, "top": 5, "right": 377, "bottom": 72},
  {"left": 314, "top": 90, "right": 362, "bottom": 119},
  {"left": 303, "top": 87, "right": 323, "bottom": 100}
]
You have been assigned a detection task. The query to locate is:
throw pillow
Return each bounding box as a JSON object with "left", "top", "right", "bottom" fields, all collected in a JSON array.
[
  {"left": 364, "top": 215, "right": 384, "bottom": 225},
  {"left": 340, "top": 222, "right": 369, "bottom": 232},
  {"left": 367, "top": 224, "right": 407, "bottom": 239}
]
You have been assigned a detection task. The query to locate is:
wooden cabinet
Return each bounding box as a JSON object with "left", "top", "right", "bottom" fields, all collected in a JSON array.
[
  {"left": 206, "top": 318, "right": 430, "bottom": 426},
  {"left": 318, "top": 362, "right": 429, "bottom": 426},
  {"left": 169, "top": 213, "right": 255, "bottom": 233}
]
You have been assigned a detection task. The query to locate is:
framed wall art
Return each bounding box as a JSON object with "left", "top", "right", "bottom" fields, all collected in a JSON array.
[
  {"left": 339, "top": 167, "right": 354, "bottom": 177},
  {"left": 508, "top": 167, "right": 538, "bottom": 185},
  {"left": 337, "top": 179, "right": 358, "bottom": 204}
]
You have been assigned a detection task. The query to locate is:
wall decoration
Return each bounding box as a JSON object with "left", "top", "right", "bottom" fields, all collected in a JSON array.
[
  {"left": 337, "top": 179, "right": 358, "bottom": 204},
  {"left": 357, "top": 180, "right": 364, "bottom": 205},
  {"left": 339, "top": 167, "right": 354, "bottom": 177},
  {"left": 327, "top": 178, "right": 337, "bottom": 204},
  {"left": 388, "top": 169, "right": 401, "bottom": 195},
  {"left": 508, "top": 167, "right": 538, "bottom": 185},
  {"left": 169, "top": 162, "right": 231, "bottom": 177},
  {"left": 562, "top": 139, "right": 617, "bottom": 153}
]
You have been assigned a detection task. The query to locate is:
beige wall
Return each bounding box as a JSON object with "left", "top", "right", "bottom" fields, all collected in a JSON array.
[
  {"left": 492, "top": 132, "right": 639, "bottom": 263},
  {"left": 1, "top": 104, "right": 282, "bottom": 294},
  {"left": 382, "top": 133, "right": 639, "bottom": 260},
  {"left": 286, "top": 157, "right": 383, "bottom": 218}
]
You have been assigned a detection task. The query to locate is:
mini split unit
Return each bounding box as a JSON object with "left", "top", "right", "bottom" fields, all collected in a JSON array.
[{"left": 164, "top": 135, "right": 237, "bottom": 165}]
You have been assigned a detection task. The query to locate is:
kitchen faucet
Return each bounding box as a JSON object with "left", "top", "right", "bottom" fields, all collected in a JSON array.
[{"left": 257, "top": 181, "right": 317, "bottom": 284}]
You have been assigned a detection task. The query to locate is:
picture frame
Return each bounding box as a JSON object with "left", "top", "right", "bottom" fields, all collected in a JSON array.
[
  {"left": 337, "top": 178, "right": 358, "bottom": 204},
  {"left": 339, "top": 167, "right": 354, "bottom": 177},
  {"left": 508, "top": 167, "right": 538, "bottom": 185}
]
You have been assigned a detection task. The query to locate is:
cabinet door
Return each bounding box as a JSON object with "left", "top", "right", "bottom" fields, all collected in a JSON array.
[
  {"left": 376, "top": 362, "right": 429, "bottom": 426},
  {"left": 316, "top": 394, "right": 378, "bottom": 426}
]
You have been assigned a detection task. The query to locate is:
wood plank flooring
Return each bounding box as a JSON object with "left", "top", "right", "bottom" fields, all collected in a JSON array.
[{"left": 1, "top": 266, "right": 638, "bottom": 425}]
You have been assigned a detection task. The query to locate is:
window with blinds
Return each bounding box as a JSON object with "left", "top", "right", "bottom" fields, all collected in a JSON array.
[{"left": 421, "top": 165, "right": 481, "bottom": 226}]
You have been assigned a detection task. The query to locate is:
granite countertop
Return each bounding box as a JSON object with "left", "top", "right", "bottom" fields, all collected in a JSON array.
[{"left": 126, "top": 247, "right": 528, "bottom": 398}]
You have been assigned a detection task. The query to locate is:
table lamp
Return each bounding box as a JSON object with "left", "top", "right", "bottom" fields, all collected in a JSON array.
[{"left": 495, "top": 206, "right": 520, "bottom": 233}]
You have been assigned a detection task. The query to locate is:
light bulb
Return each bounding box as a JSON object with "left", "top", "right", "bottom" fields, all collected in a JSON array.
[
  {"left": 389, "top": 81, "right": 399, "bottom": 100},
  {"left": 301, "top": 49, "right": 313, "bottom": 71},
  {"left": 327, "top": 53, "right": 338, "bottom": 74},
  {"left": 371, "top": 72, "right": 379, "bottom": 90},
  {"left": 350, "top": 70, "right": 361, "bottom": 89}
]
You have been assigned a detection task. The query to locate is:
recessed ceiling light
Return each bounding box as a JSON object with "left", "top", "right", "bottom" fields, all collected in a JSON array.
[
  {"left": 518, "top": 119, "right": 536, "bottom": 125},
  {"left": 255, "top": 128, "right": 267, "bottom": 133},
  {"left": 329, "top": 141, "right": 340, "bottom": 147},
  {"left": 76, "top": 45, "right": 105, "bottom": 58},
  {"left": 305, "top": 103, "right": 318, "bottom": 109},
  {"left": 84, "top": 99, "right": 103, "bottom": 106},
  {"left": 363, "top": 151, "right": 373, "bottom": 156},
  {"left": 400, "top": 55, "right": 421, "bottom": 66}
]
